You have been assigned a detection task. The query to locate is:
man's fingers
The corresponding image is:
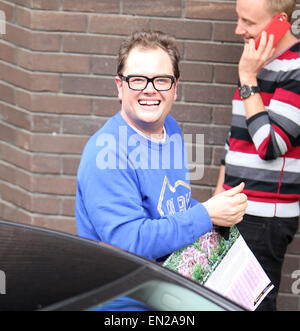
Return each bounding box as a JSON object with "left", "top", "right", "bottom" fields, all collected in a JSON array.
[
  {"left": 233, "top": 192, "right": 248, "bottom": 204},
  {"left": 223, "top": 182, "right": 245, "bottom": 197}
]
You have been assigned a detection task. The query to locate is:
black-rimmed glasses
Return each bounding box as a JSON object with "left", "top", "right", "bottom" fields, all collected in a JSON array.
[{"left": 119, "top": 75, "right": 175, "bottom": 91}]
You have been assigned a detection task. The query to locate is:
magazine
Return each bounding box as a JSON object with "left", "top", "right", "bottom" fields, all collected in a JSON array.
[{"left": 163, "top": 226, "right": 274, "bottom": 311}]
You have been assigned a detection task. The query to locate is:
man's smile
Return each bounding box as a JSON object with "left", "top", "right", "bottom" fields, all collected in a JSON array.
[{"left": 138, "top": 100, "right": 161, "bottom": 107}]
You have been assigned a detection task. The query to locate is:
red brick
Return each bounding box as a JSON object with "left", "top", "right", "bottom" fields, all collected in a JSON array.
[
  {"left": 31, "top": 114, "right": 61, "bottom": 133},
  {"left": 16, "top": 209, "right": 77, "bottom": 235},
  {"left": 11, "top": 0, "right": 31, "bottom": 8},
  {"left": 183, "top": 124, "right": 229, "bottom": 145},
  {"left": 0, "top": 122, "right": 16, "bottom": 145},
  {"left": 62, "top": 116, "right": 105, "bottom": 135},
  {"left": 89, "top": 15, "right": 149, "bottom": 35},
  {"left": 63, "top": 0, "right": 119, "bottom": 13},
  {"left": 180, "top": 62, "right": 213, "bottom": 82},
  {"left": 32, "top": 74, "right": 61, "bottom": 92},
  {"left": 0, "top": 42, "right": 15, "bottom": 64},
  {"left": 215, "top": 65, "right": 238, "bottom": 84},
  {"left": 30, "top": 32, "right": 60, "bottom": 51},
  {"left": 0, "top": 162, "right": 16, "bottom": 184},
  {"left": 35, "top": 154, "right": 55, "bottom": 176},
  {"left": 287, "top": 235, "right": 300, "bottom": 254},
  {"left": 172, "top": 103, "right": 212, "bottom": 124},
  {"left": 31, "top": 0, "right": 60, "bottom": 10},
  {"left": 31, "top": 154, "right": 61, "bottom": 174},
  {"left": 62, "top": 197, "right": 75, "bottom": 217},
  {"left": 30, "top": 195, "right": 60, "bottom": 214},
  {"left": 18, "top": 48, "right": 90, "bottom": 74},
  {"left": 31, "top": 175, "right": 76, "bottom": 195},
  {"left": 62, "top": 156, "right": 81, "bottom": 175},
  {"left": 191, "top": 185, "right": 212, "bottom": 202},
  {"left": 63, "top": 76, "right": 116, "bottom": 97},
  {"left": 16, "top": 208, "right": 32, "bottom": 226},
  {"left": 191, "top": 167, "right": 219, "bottom": 186},
  {"left": 184, "top": 84, "right": 235, "bottom": 105},
  {"left": 16, "top": 131, "right": 88, "bottom": 154},
  {"left": 16, "top": 7, "right": 31, "bottom": 28},
  {"left": 1, "top": 182, "right": 31, "bottom": 210},
  {"left": 277, "top": 294, "right": 300, "bottom": 311},
  {"left": 30, "top": 11, "right": 87, "bottom": 32},
  {"left": 63, "top": 35, "right": 121, "bottom": 54},
  {"left": 30, "top": 216, "right": 77, "bottom": 235},
  {"left": 3, "top": 23, "right": 31, "bottom": 49},
  {"left": 0, "top": 143, "right": 31, "bottom": 171},
  {"left": 214, "top": 22, "right": 241, "bottom": 43},
  {"left": 93, "top": 98, "right": 120, "bottom": 117},
  {"left": 92, "top": 57, "right": 117, "bottom": 75},
  {"left": 0, "top": 62, "right": 31, "bottom": 89},
  {"left": 151, "top": 19, "right": 211, "bottom": 41},
  {"left": 185, "top": 1, "right": 236, "bottom": 20},
  {"left": 0, "top": 103, "right": 31, "bottom": 130},
  {"left": 0, "top": 200, "right": 17, "bottom": 222},
  {"left": 213, "top": 146, "right": 226, "bottom": 166},
  {"left": 123, "top": 0, "right": 182, "bottom": 17},
  {"left": 213, "top": 106, "right": 232, "bottom": 125},
  {"left": 0, "top": 81, "right": 14, "bottom": 104},
  {"left": 0, "top": 62, "right": 60, "bottom": 92},
  {"left": 185, "top": 42, "right": 242, "bottom": 63},
  {"left": 16, "top": 91, "right": 91, "bottom": 115}
]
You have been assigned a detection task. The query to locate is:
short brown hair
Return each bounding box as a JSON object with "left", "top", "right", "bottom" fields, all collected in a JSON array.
[
  {"left": 117, "top": 30, "right": 180, "bottom": 79},
  {"left": 264, "top": 0, "right": 296, "bottom": 22}
]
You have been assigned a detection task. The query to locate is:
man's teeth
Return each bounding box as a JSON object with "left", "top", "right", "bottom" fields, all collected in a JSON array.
[{"left": 139, "top": 100, "right": 160, "bottom": 106}]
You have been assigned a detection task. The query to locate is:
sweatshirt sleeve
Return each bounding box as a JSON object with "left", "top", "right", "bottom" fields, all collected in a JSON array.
[{"left": 76, "top": 163, "right": 212, "bottom": 260}]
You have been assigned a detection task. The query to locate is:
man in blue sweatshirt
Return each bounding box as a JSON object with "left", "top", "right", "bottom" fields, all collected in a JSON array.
[{"left": 75, "top": 30, "right": 247, "bottom": 262}]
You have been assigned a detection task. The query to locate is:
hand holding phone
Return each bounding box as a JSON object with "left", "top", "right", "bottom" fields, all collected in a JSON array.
[{"left": 255, "top": 14, "right": 290, "bottom": 49}]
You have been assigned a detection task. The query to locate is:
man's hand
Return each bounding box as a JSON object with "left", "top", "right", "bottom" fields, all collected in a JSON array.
[
  {"left": 239, "top": 31, "right": 275, "bottom": 85},
  {"left": 203, "top": 182, "right": 247, "bottom": 227}
]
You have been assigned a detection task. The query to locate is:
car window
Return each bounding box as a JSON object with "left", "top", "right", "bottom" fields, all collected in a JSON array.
[{"left": 86, "top": 281, "right": 224, "bottom": 311}]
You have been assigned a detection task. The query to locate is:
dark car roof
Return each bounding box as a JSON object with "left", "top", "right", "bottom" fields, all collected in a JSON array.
[{"left": 0, "top": 220, "right": 243, "bottom": 311}]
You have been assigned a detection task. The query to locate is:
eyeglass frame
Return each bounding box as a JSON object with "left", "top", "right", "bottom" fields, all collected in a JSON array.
[{"left": 119, "top": 74, "right": 176, "bottom": 91}]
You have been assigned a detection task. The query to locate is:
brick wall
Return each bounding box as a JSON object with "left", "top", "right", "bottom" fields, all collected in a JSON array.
[{"left": 0, "top": 0, "right": 299, "bottom": 310}]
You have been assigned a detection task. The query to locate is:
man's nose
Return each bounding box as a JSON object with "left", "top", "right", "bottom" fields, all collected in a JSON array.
[
  {"left": 143, "top": 81, "right": 156, "bottom": 93},
  {"left": 235, "top": 20, "right": 245, "bottom": 35}
]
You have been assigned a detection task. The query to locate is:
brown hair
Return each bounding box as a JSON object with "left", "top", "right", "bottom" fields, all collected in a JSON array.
[
  {"left": 117, "top": 30, "right": 181, "bottom": 79},
  {"left": 264, "top": 0, "right": 296, "bottom": 22}
]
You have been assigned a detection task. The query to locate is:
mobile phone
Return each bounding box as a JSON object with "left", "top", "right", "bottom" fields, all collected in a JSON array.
[{"left": 255, "top": 14, "right": 291, "bottom": 49}]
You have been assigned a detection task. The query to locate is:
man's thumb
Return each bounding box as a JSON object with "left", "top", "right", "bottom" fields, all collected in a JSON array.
[{"left": 223, "top": 182, "right": 245, "bottom": 196}]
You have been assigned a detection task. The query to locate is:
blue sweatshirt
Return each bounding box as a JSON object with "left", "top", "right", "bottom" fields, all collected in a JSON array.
[{"left": 75, "top": 112, "right": 212, "bottom": 260}]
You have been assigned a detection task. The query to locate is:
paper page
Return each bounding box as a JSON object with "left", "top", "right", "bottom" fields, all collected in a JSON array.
[{"left": 163, "top": 226, "right": 274, "bottom": 310}]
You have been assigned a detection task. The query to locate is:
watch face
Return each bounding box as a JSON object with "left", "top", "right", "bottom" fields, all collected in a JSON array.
[{"left": 239, "top": 85, "right": 251, "bottom": 99}]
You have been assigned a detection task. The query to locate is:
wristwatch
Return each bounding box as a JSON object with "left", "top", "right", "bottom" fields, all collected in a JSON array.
[{"left": 239, "top": 84, "right": 260, "bottom": 100}]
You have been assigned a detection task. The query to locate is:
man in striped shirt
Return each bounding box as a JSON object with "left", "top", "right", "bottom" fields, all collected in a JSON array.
[{"left": 215, "top": 0, "right": 300, "bottom": 310}]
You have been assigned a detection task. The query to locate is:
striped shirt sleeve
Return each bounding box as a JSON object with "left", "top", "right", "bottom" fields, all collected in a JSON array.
[{"left": 246, "top": 59, "right": 300, "bottom": 160}]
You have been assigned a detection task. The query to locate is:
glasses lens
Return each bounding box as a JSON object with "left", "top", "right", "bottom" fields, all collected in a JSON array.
[
  {"left": 128, "top": 76, "right": 148, "bottom": 90},
  {"left": 153, "top": 77, "right": 173, "bottom": 91}
]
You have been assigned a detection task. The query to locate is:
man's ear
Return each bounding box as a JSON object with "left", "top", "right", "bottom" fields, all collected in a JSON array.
[
  {"left": 279, "top": 12, "right": 288, "bottom": 21},
  {"left": 115, "top": 76, "right": 123, "bottom": 102}
]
